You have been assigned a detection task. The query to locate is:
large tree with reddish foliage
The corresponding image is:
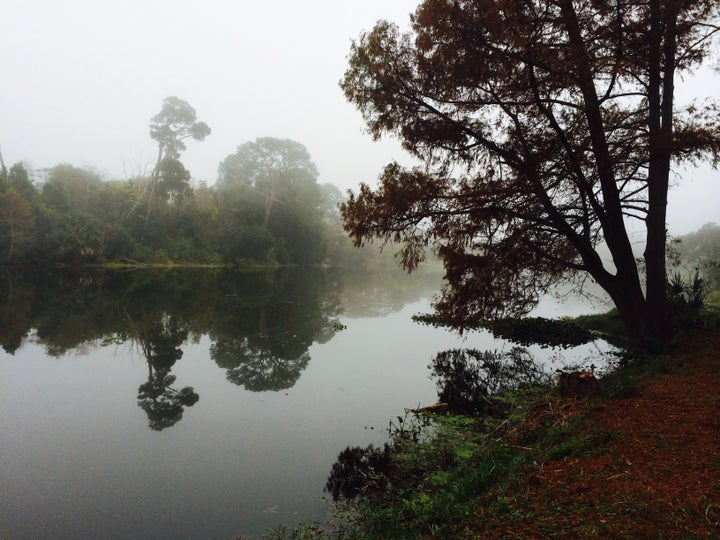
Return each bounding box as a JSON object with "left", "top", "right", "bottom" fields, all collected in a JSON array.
[{"left": 341, "top": 0, "right": 720, "bottom": 351}]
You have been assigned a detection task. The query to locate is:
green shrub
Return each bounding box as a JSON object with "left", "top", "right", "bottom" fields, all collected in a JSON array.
[{"left": 667, "top": 267, "right": 710, "bottom": 329}]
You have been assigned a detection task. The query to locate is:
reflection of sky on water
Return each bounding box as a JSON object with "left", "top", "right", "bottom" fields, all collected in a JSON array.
[{"left": 0, "top": 275, "right": 615, "bottom": 538}]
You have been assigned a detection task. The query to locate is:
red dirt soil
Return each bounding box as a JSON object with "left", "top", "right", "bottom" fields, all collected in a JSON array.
[{"left": 471, "top": 329, "right": 720, "bottom": 539}]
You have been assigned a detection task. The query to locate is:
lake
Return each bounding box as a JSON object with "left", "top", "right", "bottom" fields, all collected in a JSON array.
[{"left": 0, "top": 267, "right": 612, "bottom": 538}]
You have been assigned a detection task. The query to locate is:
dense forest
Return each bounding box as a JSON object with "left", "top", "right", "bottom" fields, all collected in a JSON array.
[
  {"left": 0, "top": 138, "right": 364, "bottom": 268},
  {"left": 0, "top": 97, "right": 379, "bottom": 269}
]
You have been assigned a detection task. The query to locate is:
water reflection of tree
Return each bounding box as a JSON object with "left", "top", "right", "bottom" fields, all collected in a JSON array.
[
  {"left": 0, "top": 264, "right": 440, "bottom": 355},
  {"left": 430, "top": 348, "right": 552, "bottom": 414},
  {"left": 209, "top": 268, "right": 342, "bottom": 392},
  {"left": 1, "top": 266, "right": 436, "bottom": 397},
  {"left": 137, "top": 368, "right": 199, "bottom": 431},
  {"left": 128, "top": 308, "right": 199, "bottom": 431},
  {"left": 212, "top": 337, "right": 311, "bottom": 392},
  {"left": 326, "top": 347, "right": 554, "bottom": 503}
]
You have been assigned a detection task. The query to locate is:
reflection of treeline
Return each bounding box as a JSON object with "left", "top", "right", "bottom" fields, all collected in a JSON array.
[
  {"left": 0, "top": 267, "right": 351, "bottom": 429},
  {"left": 0, "top": 266, "right": 449, "bottom": 431},
  {"left": 0, "top": 264, "right": 448, "bottom": 361},
  {"left": 0, "top": 265, "right": 446, "bottom": 357},
  {"left": 0, "top": 268, "right": 342, "bottom": 358}
]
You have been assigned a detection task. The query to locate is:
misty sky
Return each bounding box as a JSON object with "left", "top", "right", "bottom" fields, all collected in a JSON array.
[{"left": 1, "top": 0, "right": 717, "bottom": 234}]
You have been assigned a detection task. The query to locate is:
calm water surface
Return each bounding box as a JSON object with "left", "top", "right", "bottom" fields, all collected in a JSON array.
[{"left": 0, "top": 267, "right": 610, "bottom": 538}]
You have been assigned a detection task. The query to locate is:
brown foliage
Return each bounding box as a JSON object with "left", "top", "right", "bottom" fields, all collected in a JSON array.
[{"left": 341, "top": 0, "right": 720, "bottom": 348}]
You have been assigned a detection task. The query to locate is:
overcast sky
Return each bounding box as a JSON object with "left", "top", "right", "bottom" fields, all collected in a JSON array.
[{"left": 1, "top": 0, "right": 717, "bottom": 235}]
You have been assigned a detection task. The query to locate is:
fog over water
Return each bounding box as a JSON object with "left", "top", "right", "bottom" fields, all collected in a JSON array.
[{"left": 1, "top": 0, "right": 718, "bottom": 234}]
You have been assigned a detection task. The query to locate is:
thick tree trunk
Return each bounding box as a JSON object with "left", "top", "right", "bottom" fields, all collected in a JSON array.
[
  {"left": 561, "top": 0, "right": 670, "bottom": 351},
  {"left": 602, "top": 273, "right": 669, "bottom": 352},
  {"left": 587, "top": 255, "right": 669, "bottom": 353},
  {"left": 643, "top": 0, "right": 677, "bottom": 344}
]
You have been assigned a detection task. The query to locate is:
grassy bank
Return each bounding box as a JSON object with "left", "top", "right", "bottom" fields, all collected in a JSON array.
[{"left": 253, "top": 307, "right": 720, "bottom": 539}]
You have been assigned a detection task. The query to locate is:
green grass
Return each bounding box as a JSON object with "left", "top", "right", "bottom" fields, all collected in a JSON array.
[
  {"left": 320, "top": 374, "right": 636, "bottom": 539},
  {"left": 318, "top": 388, "right": 564, "bottom": 538}
]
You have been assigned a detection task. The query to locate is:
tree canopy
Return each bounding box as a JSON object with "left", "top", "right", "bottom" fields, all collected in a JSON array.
[
  {"left": 340, "top": 0, "right": 720, "bottom": 351},
  {"left": 0, "top": 137, "right": 348, "bottom": 269},
  {"left": 149, "top": 96, "right": 211, "bottom": 161},
  {"left": 217, "top": 138, "right": 328, "bottom": 264},
  {"left": 218, "top": 137, "right": 320, "bottom": 225}
]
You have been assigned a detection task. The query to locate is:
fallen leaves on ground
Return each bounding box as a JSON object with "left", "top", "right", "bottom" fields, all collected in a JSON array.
[{"left": 466, "top": 329, "right": 720, "bottom": 539}]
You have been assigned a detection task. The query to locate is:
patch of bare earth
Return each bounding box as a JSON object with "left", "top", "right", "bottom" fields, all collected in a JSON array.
[{"left": 469, "top": 329, "right": 720, "bottom": 539}]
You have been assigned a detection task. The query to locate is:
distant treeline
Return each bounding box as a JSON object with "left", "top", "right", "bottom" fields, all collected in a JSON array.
[
  {"left": 674, "top": 222, "right": 720, "bottom": 289},
  {"left": 1, "top": 151, "right": 716, "bottom": 275},
  {"left": 0, "top": 138, "right": 384, "bottom": 268}
]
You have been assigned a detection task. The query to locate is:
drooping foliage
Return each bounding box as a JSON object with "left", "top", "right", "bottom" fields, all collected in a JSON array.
[{"left": 341, "top": 0, "right": 720, "bottom": 351}]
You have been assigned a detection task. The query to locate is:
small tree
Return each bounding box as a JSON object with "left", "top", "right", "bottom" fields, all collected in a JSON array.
[
  {"left": 341, "top": 0, "right": 720, "bottom": 351},
  {"left": 7, "top": 163, "right": 37, "bottom": 202},
  {"left": 156, "top": 157, "right": 192, "bottom": 206},
  {"left": 42, "top": 164, "right": 102, "bottom": 212}
]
